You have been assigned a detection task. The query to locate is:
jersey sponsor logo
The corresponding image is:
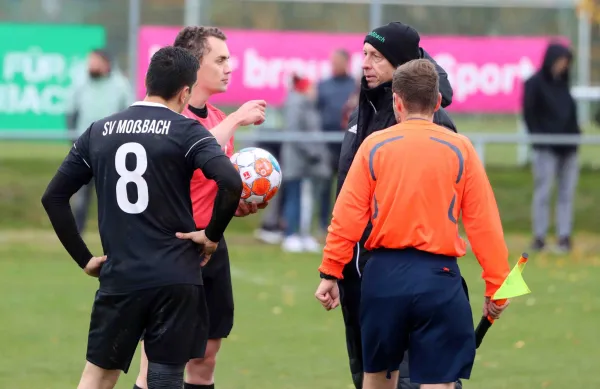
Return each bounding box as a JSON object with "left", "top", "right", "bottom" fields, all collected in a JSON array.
[{"left": 102, "top": 119, "right": 171, "bottom": 136}]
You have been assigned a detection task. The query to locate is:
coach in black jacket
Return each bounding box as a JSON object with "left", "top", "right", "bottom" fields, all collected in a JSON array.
[{"left": 335, "top": 22, "right": 464, "bottom": 389}]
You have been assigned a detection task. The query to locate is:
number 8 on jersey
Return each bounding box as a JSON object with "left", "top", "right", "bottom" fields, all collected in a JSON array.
[{"left": 115, "top": 142, "right": 149, "bottom": 214}]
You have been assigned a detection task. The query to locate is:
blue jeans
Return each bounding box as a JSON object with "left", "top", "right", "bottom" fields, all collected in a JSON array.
[{"left": 283, "top": 179, "right": 302, "bottom": 237}]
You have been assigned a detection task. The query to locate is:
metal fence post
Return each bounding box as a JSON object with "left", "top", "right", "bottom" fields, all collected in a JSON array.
[
  {"left": 516, "top": 117, "right": 529, "bottom": 166},
  {"left": 369, "top": 0, "right": 382, "bottom": 30},
  {"left": 184, "top": 0, "right": 201, "bottom": 26},
  {"left": 474, "top": 138, "right": 486, "bottom": 166},
  {"left": 577, "top": 8, "right": 592, "bottom": 125},
  {"left": 128, "top": 0, "right": 141, "bottom": 97}
]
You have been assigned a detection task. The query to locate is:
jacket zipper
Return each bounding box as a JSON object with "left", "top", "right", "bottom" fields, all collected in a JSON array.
[{"left": 368, "top": 99, "right": 377, "bottom": 113}]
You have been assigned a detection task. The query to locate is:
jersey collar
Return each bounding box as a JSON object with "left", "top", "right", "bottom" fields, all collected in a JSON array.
[{"left": 131, "top": 101, "right": 184, "bottom": 116}]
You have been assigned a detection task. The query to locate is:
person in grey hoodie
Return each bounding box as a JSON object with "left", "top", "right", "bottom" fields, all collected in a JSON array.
[
  {"left": 65, "top": 49, "right": 133, "bottom": 233},
  {"left": 281, "top": 74, "right": 331, "bottom": 253}
]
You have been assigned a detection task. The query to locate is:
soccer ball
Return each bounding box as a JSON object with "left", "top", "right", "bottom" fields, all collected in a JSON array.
[{"left": 230, "top": 147, "right": 282, "bottom": 204}]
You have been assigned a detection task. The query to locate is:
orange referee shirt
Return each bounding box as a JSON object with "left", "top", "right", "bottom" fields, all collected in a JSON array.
[{"left": 318, "top": 119, "right": 510, "bottom": 297}]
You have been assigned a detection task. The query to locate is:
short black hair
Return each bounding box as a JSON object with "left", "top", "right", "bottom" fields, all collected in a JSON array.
[{"left": 145, "top": 46, "right": 199, "bottom": 100}]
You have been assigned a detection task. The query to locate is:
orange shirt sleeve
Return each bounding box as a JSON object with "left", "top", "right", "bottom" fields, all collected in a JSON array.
[
  {"left": 461, "top": 143, "right": 510, "bottom": 297},
  {"left": 319, "top": 142, "right": 374, "bottom": 279}
]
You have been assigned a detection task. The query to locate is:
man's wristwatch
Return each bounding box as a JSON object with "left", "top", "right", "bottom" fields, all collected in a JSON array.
[{"left": 320, "top": 272, "right": 338, "bottom": 280}]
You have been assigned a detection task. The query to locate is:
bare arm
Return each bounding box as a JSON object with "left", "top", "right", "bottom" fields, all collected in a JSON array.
[
  {"left": 209, "top": 100, "right": 266, "bottom": 146},
  {"left": 209, "top": 112, "right": 244, "bottom": 146}
]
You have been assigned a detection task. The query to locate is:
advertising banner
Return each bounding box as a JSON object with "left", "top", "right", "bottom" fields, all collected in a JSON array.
[
  {"left": 138, "top": 26, "right": 565, "bottom": 113},
  {"left": 0, "top": 24, "right": 105, "bottom": 131}
]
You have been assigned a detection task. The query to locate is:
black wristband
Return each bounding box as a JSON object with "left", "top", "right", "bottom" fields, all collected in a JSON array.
[
  {"left": 320, "top": 272, "right": 338, "bottom": 280},
  {"left": 203, "top": 226, "right": 222, "bottom": 244},
  {"left": 76, "top": 253, "right": 94, "bottom": 269}
]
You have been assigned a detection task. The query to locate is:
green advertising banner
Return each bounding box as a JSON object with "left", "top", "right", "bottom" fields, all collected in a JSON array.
[{"left": 0, "top": 24, "right": 105, "bottom": 132}]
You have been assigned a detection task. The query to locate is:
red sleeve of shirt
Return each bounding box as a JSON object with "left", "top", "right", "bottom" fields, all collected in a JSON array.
[
  {"left": 461, "top": 142, "right": 510, "bottom": 297},
  {"left": 319, "top": 141, "right": 374, "bottom": 279}
]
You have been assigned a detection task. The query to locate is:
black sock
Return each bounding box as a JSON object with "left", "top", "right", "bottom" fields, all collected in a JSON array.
[
  {"left": 133, "top": 385, "right": 145, "bottom": 389},
  {"left": 147, "top": 362, "right": 184, "bottom": 389},
  {"left": 184, "top": 384, "right": 214, "bottom": 389}
]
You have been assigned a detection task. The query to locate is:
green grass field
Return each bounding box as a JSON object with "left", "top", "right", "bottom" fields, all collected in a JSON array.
[
  {"left": 1, "top": 117, "right": 600, "bottom": 389},
  {"left": 1, "top": 231, "right": 600, "bottom": 389}
]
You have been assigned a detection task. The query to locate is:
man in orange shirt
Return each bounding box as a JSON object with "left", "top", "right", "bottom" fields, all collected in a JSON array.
[
  {"left": 315, "top": 59, "right": 511, "bottom": 389},
  {"left": 134, "top": 27, "right": 267, "bottom": 389}
]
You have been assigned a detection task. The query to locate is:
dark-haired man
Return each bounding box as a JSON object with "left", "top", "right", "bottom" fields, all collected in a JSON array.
[{"left": 41, "top": 45, "right": 242, "bottom": 389}]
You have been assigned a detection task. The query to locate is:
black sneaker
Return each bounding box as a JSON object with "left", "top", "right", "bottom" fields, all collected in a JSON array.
[
  {"left": 531, "top": 237, "right": 545, "bottom": 251},
  {"left": 557, "top": 236, "right": 572, "bottom": 253}
]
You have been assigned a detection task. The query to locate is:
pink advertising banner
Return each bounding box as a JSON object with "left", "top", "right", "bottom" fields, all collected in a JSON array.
[{"left": 138, "top": 26, "right": 567, "bottom": 113}]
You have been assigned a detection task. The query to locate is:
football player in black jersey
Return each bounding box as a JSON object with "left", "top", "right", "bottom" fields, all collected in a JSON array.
[{"left": 41, "top": 46, "right": 242, "bottom": 389}]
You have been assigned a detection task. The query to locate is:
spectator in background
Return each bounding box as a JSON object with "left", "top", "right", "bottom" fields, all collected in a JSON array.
[
  {"left": 65, "top": 49, "right": 133, "bottom": 233},
  {"left": 340, "top": 76, "right": 361, "bottom": 131},
  {"left": 523, "top": 42, "right": 580, "bottom": 253},
  {"left": 254, "top": 108, "right": 288, "bottom": 245},
  {"left": 281, "top": 74, "right": 331, "bottom": 253},
  {"left": 315, "top": 49, "right": 357, "bottom": 234}
]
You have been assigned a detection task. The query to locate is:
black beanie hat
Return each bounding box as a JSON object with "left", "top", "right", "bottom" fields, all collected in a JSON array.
[{"left": 364, "top": 22, "right": 421, "bottom": 68}]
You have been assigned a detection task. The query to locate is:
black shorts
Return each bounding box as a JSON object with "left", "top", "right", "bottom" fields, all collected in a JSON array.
[
  {"left": 201, "top": 236, "right": 234, "bottom": 339},
  {"left": 360, "top": 248, "right": 475, "bottom": 384},
  {"left": 86, "top": 284, "right": 208, "bottom": 373}
]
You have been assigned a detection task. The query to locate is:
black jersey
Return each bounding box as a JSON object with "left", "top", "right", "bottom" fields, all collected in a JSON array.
[{"left": 53, "top": 101, "right": 240, "bottom": 293}]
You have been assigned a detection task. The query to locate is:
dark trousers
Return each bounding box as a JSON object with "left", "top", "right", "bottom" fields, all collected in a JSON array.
[
  {"left": 338, "top": 249, "right": 466, "bottom": 389},
  {"left": 318, "top": 179, "right": 337, "bottom": 231},
  {"left": 73, "top": 182, "right": 94, "bottom": 233},
  {"left": 258, "top": 141, "right": 286, "bottom": 231},
  {"left": 319, "top": 144, "right": 341, "bottom": 230},
  {"left": 282, "top": 179, "right": 302, "bottom": 236}
]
